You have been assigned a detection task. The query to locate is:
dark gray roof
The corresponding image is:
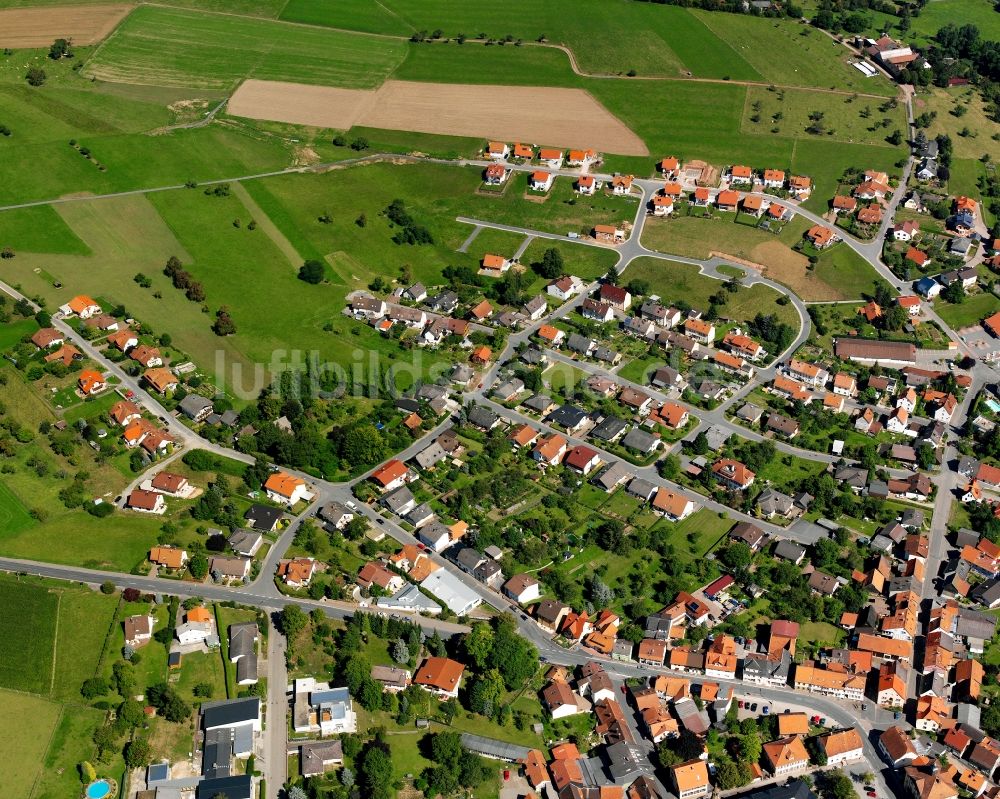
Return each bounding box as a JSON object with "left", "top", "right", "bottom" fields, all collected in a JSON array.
[
  {"left": 461, "top": 733, "right": 532, "bottom": 762},
  {"left": 382, "top": 486, "right": 415, "bottom": 514},
  {"left": 236, "top": 654, "right": 258, "bottom": 684},
  {"left": 467, "top": 405, "right": 499, "bottom": 429},
  {"left": 201, "top": 697, "right": 260, "bottom": 730},
  {"left": 414, "top": 441, "right": 447, "bottom": 470},
  {"left": 197, "top": 775, "right": 253, "bottom": 799},
  {"left": 955, "top": 608, "right": 997, "bottom": 640},
  {"left": 548, "top": 404, "right": 588, "bottom": 429},
  {"left": 622, "top": 427, "right": 658, "bottom": 453},
  {"left": 406, "top": 503, "right": 434, "bottom": 525},
  {"left": 229, "top": 623, "right": 258, "bottom": 660},
  {"left": 652, "top": 366, "right": 681, "bottom": 387},
  {"left": 318, "top": 501, "right": 352, "bottom": 526},
  {"left": 300, "top": 740, "right": 344, "bottom": 777},
  {"left": 178, "top": 394, "right": 213, "bottom": 418},
  {"left": 567, "top": 333, "right": 595, "bottom": 353},
  {"left": 590, "top": 415, "right": 628, "bottom": 441},
  {"left": 774, "top": 540, "right": 806, "bottom": 562},
  {"left": 734, "top": 780, "right": 817, "bottom": 799},
  {"left": 593, "top": 461, "right": 633, "bottom": 490},
  {"left": 454, "top": 546, "right": 485, "bottom": 572},
  {"left": 627, "top": 477, "right": 657, "bottom": 500},
  {"left": 227, "top": 529, "right": 262, "bottom": 555},
  {"left": 521, "top": 346, "right": 546, "bottom": 365},
  {"left": 522, "top": 393, "right": 553, "bottom": 412},
  {"left": 244, "top": 504, "right": 283, "bottom": 531}
]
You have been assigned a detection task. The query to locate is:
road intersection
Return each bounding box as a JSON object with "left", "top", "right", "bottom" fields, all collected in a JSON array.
[{"left": 0, "top": 96, "right": 992, "bottom": 797}]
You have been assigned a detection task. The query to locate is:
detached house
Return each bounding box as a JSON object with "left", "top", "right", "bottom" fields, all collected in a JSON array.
[
  {"left": 547, "top": 275, "right": 583, "bottom": 301},
  {"left": 789, "top": 175, "right": 811, "bottom": 198},
  {"left": 483, "top": 163, "right": 509, "bottom": 185},
  {"left": 264, "top": 472, "right": 311, "bottom": 506},
  {"left": 485, "top": 141, "right": 509, "bottom": 160},
  {"left": 611, "top": 174, "right": 634, "bottom": 195},
  {"left": 684, "top": 318, "right": 715, "bottom": 344},
  {"left": 729, "top": 165, "right": 753, "bottom": 185},
  {"left": 530, "top": 171, "right": 554, "bottom": 192},
  {"left": 763, "top": 169, "right": 785, "bottom": 189},
  {"left": 481, "top": 253, "right": 511, "bottom": 275},
  {"left": 651, "top": 194, "right": 674, "bottom": 215},
  {"left": 60, "top": 294, "right": 101, "bottom": 318},
  {"left": 143, "top": 367, "right": 178, "bottom": 395},
  {"left": 712, "top": 458, "right": 755, "bottom": 490}
]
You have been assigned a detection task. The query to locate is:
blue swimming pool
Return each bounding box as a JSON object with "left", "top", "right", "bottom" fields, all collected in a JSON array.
[
  {"left": 987, "top": 399, "right": 1000, "bottom": 413},
  {"left": 86, "top": 780, "right": 112, "bottom": 799}
]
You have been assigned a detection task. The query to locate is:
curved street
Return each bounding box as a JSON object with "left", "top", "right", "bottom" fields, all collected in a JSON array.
[{"left": 0, "top": 83, "right": 987, "bottom": 799}]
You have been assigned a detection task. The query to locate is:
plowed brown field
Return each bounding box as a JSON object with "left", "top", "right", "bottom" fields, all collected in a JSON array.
[
  {"left": 228, "top": 78, "right": 649, "bottom": 156},
  {"left": 0, "top": 4, "right": 132, "bottom": 48}
]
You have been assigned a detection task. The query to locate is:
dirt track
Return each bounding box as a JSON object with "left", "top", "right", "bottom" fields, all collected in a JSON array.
[
  {"left": 228, "top": 78, "right": 649, "bottom": 156},
  {"left": 0, "top": 4, "right": 132, "bottom": 48}
]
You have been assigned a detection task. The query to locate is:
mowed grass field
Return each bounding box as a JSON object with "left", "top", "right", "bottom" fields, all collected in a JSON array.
[
  {"left": 692, "top": 11, "right": 894, "bottom": 95},
  {"left": 0, "top": 690, "right": 62, "bottom": 798},
  {"left": 84, "top": 5, "right": 408, "bottom": 90},
  {"left": 622, "top": 257, "right": 800, "bottom": 331},
  {"left": 0, "top": 481, "right": 35, "bottom": 536}
]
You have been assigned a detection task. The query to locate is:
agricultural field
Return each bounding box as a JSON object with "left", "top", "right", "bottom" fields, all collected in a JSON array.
[
  {"left": 84, "top": 5, "right": 408, "bottom": 90},
  {"left": 228, "top": 78, "right": 648, "bottom": 155},
  {"left": 0, "top": 4, "right": 130, "bottom": 48},
  {"left": 0, "top": 575, "right": 123, "bottom": 798},
  {"left": 277, "top": 0, "right": 895, "bottom": 90},
  {"left": 622, "top": 257, "right": 801, "bottom": 331}
]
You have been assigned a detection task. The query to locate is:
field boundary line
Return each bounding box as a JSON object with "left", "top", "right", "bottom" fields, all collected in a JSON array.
[
  {"left": 48, "top": 591, "right": 60, "bottom": 697},
  {"left": 374, "top": 0, "right": 416, "bottom": 34}
]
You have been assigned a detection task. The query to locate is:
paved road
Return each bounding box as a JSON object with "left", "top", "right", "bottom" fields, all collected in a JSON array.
[
  {"left": 0, "top": 89, "right": 977, "bottom": 797},
  {"left": 264, "top": 616, "right": 288, "bottom": 799},
  {"left": 0, "top": 556, "right": 471, "bottom": 636}
]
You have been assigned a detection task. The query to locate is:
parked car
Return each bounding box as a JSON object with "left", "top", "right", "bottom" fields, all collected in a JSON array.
[{"left": 750, "top": 703, "right": 758, "bottom": 712}]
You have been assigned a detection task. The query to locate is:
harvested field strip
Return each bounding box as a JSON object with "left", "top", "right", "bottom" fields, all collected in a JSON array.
[
  {"left": 228, "top": 78, "right": 649, "bottom": 156},
  {"left": 0, "top": 4, "right": 132, "bottom": 48},
  {"left": 83, "top": 5, "right": 408, "bottom": 90}
]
